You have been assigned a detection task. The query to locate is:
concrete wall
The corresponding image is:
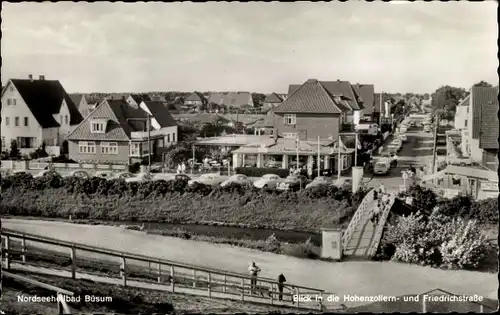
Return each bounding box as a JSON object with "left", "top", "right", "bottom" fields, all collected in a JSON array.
[
  {"left": 1, "top": 81, "right": 43, "bottom": 149},
  {"left": 272, "top": 113, "right": 341, "bottom": 140},
  {"left": 68, "top": 140, "right": 130, "bottom": 164}
]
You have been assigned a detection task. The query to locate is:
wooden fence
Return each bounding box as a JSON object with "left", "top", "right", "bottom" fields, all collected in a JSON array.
[
  {"left": 0, "top": 160, "right": 126, "bottom": 172},
  {"left": 1, "top": 229, "right": 325, "bottom": 311}
]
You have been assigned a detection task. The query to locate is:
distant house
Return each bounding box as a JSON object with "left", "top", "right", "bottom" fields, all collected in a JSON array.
[
  {"left": 184, "top": 92, "right": 207, "bottom": 107},
  {"left": 459, "top": 86, "right": 498, "bottom": 171},
  {"left": 186, "top": 112, "right": 229, "bottom": 126},
  {"left": 453, "top": 96, "right": 470, "bottom": 130},
  {"left": 374, "top": 93, "right": 394, "bottom": 119},
  {"left": 70, "top": 93, "right": 91, "bottom": 118},
  {"left": 149, "top": 94, "right": 166, "bottom": 102},
  {"left": 207, "top": 92, "right": 254, "bottom": 109},
  {"left": 352, "top": 84, "right": 375, "bottom": 118},
  {"left": 1, "top": 75, "right": 83, "bottom": 155},
  {"left": 85, "top": 95, "right": 99, "bottom": 110},
  {"left": 126, "top": 94, "right": 152, "bottom": 107},
  {"left": 65, "top": 99, "right": 178, "bottom": 165},
  {"left": 263, "top": 93, "right": 284, "bottom": 111}
]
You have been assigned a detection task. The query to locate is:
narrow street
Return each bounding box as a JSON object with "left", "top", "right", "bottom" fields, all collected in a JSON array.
[{"left": 364, "top": 127, "right": 434, "bottom": 192}]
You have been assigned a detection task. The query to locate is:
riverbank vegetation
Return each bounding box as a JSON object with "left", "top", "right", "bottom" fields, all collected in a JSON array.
[
  {"left": 375, "top": 185, "right": 498, "bottom": 272},
  {"left": 0, "top": 172, "right": 367, "bottom": 232}
]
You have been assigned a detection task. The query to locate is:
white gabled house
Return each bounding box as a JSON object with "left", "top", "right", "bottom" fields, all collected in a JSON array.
[{"left": 1, "top": 75, "right": 83, "bottom": 155}]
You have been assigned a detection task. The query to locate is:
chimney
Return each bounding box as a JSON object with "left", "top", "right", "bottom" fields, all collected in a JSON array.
[
  {"left": 39, "top": 75, "right": 45, "bottom": 80},
  {"left": 28, "top": 74, "right": 33, "bottom": 82}
]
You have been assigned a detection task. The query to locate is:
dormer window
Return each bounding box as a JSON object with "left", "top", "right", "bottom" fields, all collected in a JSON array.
[
  {"left": 284, "top": 114, "right": 296, "bottom": 125},
  {"left": 90, "top": 118, "right": 108, "bottom": 134},
  {"left": 91, "top": 122, "right": 105, "bottom": 132}
]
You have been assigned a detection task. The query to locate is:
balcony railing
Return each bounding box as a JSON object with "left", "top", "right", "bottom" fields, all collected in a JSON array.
[{"left": 130, "top": 129, "right": 165, "bottom": 139}]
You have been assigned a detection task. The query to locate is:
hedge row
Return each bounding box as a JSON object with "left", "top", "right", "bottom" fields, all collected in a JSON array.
[{"left": 0, "top": 173, "right": 367, "bottom": 232}]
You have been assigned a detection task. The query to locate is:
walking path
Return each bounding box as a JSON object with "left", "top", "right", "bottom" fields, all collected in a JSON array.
[{"left": 3, "top": 219, "right": 497, "bottom": 307}]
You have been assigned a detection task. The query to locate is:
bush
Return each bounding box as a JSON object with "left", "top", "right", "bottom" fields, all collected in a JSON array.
[
  {"left": 280, "top": 238, "right": 319, "bottom": 259},
  {"left": 399, "top": 184, "right": 438, "bottom": 217},
  {"left": 469, "top": 197, "right": 499, "bottom": 224},
  {"left": 0, "top": 173, "right": 367, "bottom": 232},
  {"left": 235, "top": 167, "right": 289, "bottom": 178},
  {"left": 378, "top": 211, "right": 494, "bottom": 270},
  {"left": 128, "top": 162, "right": 140, "bottom": 174}
]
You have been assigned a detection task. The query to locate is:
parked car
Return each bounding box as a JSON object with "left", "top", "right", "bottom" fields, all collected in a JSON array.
[
  {"left": 125, "top": 172, "right": 154, "bottom": 183},
  {"left": 68, "top": 170, "right": 90, "bottom": 178},
  {"left": 220, "top": 174, "right": 252, "bottom": 187},
  {"left": 188, "top": 173, "right": 225, "bottom": 186},
  {"left": 94, "top": 171, "right": 116, "bottom": 179},
  {"left": 116, "top": 172, "right": 136, "bottom": 180},
  {"left": 423, "top": 124, "right": 431, "bottom": 132},
  {"left": 277, "top": 175, "right": 308, "bottom": 191},
  {"left": 34, "top": 169, "right": 59, "bottom": 178},
  {"left": 253, "top": 174, "right": 282, "bottom": 189},
  {"left": 172, "top": 174, "right": 191, "bottom": 181},
  {"left": 374, "top": 159, "right": 391, "bottom": 175},
  {"left": 305, "top": 176, "right": 334, "bottom": 189},
  {"left": 334, "top": 177, "right": 352, "bottom": 190},
  {"left": 388, "top": 140, "right": 402, "bottom": 152}
]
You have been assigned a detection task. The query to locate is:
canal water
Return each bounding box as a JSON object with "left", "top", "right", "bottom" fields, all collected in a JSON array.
[{"left": 119, "top": 220, "right": 322, "bottom": 245}]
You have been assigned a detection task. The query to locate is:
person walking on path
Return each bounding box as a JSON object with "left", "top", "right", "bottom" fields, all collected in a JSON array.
[
  {"left": 277, "top": 273, "right": 287, "bottom": 301},
  {"left": 248, "top": 262, "right": 261, "bottom": 294}
]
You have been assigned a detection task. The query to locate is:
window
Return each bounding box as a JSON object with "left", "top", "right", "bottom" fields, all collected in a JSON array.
[
  {"left": 464, "top": 120, "right": 467, "bottom": 127},
  {"left": 14, "top": 117, "right": 19, "bottom": 126},
  {"left": 5, "top": 117, "right": 9, "bottom": 126},
  {"left": 91, "top": 122, "right": 105, "bottom": 133},
  {"left": 60, "top": 115, "right": 63, "bottom": 124},
  {"left": 283, "top": 114, "right": 296, "bottom": 125},
  {"left": 466, "top": 107, "right": 469, "bottom": 113},
  {"left": 173, "top": 132, "right": 176, "bottom": 142},
  {"left": 130, "top": 143, "right": 140, "bottom": 156},
  {"left": 24, "top": 117, "right": 29, "bottom": 126},
  {"left": 283, "top": 133, "right": 298, "bottom": 139},
  {"left": 101, "top": 142, "right": 118, "bottom": 155},
  {"left": 167, "top": 134, "right": 171, "bottom": 142},
  {"left": 65, "top": 115, "right": 69, "bottom": 125},
  {"left": 1, "top": 136, "right": 5, "bottom": 149},
  {"left": 13, "top": 99, "right": 16, "bottom": 106},
  {"left": 7, "top": 99, "right": 11, "bottom": 106},
  {"left": 78, "top": 141, "right": 96, "bottom": 154}
]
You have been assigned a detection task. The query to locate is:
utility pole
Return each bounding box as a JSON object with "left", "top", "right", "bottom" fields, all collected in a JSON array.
[{"left": 431, "top": 114, "right": 439, "bottom": 180}]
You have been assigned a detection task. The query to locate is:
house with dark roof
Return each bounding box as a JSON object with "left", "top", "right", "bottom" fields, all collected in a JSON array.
[
  {"left": 1, "top": 75, "right": 83, "bottom": 155},
  {"left": 70, "top": 93, "right": 91, "bottom": 118},
  {"left": 126, "top": 93, "right": 152, "bottom": 107},
  {"left": 352, "top": 84, "right": 375, "bottom": 117},
  {"left": 263, "top": 93, "right": 284, "bottom": 111},
  {"left": 65, "top": 99, "right": 178, "bottom": 164},
  {"left": 184, "top": 92, "right": 207, "bottom": 107},
  {"left": 460, "top": 86, "right": 499, "bottom": 171},
  {"left": 283, "top": 79, "right": 367, "bottom": 128},
  {"left": 207, "top": 92, "right": 254, "bottom": 109},
  {"left": 269, "top": 79, "right": 366, "bottom": 141}
]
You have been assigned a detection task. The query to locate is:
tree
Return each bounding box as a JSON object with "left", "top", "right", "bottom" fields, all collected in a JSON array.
[
  {"left": 9, "top": 140, "right": 20, "bottom": 159},
  {"left": 251, "top": 93, "right": 266, "bottom": 108},
  {"left": 431, "top": 85, "right": 467, "bottom": 117},
  {"left": 473, "top": 81, "right": 493, "bottom": 88}
]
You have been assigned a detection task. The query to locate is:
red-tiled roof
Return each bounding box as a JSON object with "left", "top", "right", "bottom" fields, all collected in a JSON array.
[
  {"left": 287, "top": 85, "right": 301, "bottom": 96},
  {"left": 207, "top": 92, "right": 253, "bottom": 108},
  {"left": 264, "top": 92, "right": 284, "bottom": 103},
  {"left": 474, "top": 86, "right": 499, "bottom": 149},
  {"left": 69, "top": 94, "right": 84, "bottom": 109},
  {"left": 273, "top": 79, "right": 343, "bottom": 114},
  {"left": 130, "top": 93, "right": 152, "bottom": 104},
  {"left": 9, "top": 79, "right": 83, "bottom": 128},
  {"left": 320, "top": 81, "right": 362, "bottom": 111}
]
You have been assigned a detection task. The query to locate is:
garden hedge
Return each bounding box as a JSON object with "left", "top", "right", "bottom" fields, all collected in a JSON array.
[
  {"left": 0, "top": 172, "right": 367, "bottom": 232},
  {"left": 234, "top": 167, "right": 290, "bottom": 178}
]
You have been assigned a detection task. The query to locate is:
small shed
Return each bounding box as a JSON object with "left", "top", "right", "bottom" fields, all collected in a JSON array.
[{"left": 320, "top": 226, "right": 343, "bottom": 261}]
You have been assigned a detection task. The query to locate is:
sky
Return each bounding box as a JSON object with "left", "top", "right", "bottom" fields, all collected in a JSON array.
[{"left": 1, "top": 1, "right": 498, "bottom": 94}]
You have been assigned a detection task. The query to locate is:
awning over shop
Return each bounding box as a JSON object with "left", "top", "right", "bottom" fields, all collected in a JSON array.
[{"left": 232, "top": 137, "right": 354, "bottom": 155}]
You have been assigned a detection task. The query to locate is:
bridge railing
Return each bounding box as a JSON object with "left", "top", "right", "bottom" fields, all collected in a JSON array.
[
  {"left": 366, "top": 193, "right": 396, "bottom": 258},
  {"left": 342, "top": 189, "right": 375, "bottom": 250},
  {"left": 1, "top": 229, "right": 325, "bottom": 311}
]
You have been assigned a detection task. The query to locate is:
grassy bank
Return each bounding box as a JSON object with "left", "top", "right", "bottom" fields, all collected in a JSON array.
[{"left": 1, "top": 185, "right": 365, "bottom": 232}]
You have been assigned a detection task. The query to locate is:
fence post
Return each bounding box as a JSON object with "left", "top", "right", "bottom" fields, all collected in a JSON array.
[
  {"left": 241, "top": 278, "right": 245, "bottom": 301},
  {"left": 223, "top": 275, "right": 227, "bottom": 293},
  {"left": 193, "top": 270, "right": 197, "bottom": 288},
  {"left": 70, "top": 246, "right": 76, "bottom": 279},
  {"left": 480, "top": 304, "right": 484, "bottom": 313},
  {"left": 296, "top": 287, "right": 300, "bottom": 308},
  {"left": 157, "top": 262, "right": 162, "bottom": 283},
  {"left": 422, "top": 296, "right": 427, "bottom": 312},
  {"left": 120, "top": 256, "right": 127, "bottom": 287},
  {"left": 207, "top": 272, "right": 212, "bottom": 298},
  {"left": 21, "top": 236, "right": 27, "bottom": 263},
  {"left": 170, "top": 265, "right": 175, "bottom": 292},
  {"left": 5, "top": 236, "right": 10, "bottom": 270},
  {"left": 270, "top": 282, "right": 274, "bottom": 305}
]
